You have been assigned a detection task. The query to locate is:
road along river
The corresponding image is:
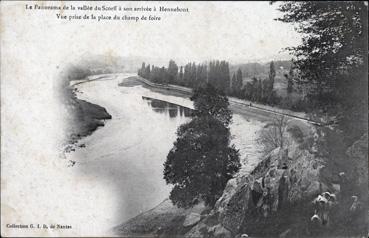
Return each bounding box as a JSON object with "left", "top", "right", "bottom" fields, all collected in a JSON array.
[{"left": 66, "top": 73, "right": 264, "bottom": 233}]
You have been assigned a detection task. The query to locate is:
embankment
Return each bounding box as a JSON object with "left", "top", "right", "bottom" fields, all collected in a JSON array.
[
  {"left": 63, "top": 85, "right": 111, "bottom": 153},
  {"left": 127, "top": 76, "right": 322, "bottom": 126}
]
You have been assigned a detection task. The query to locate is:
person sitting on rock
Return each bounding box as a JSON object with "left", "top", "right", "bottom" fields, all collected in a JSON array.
[
  {"left": 322, "top": 191, "right": 337, "bottom": 209},
  {"left": 257, "top": 187, "right": 272, "bottom": 218},
  {"left": 311, "top": 194, "right": 330, "bottom": 226}
]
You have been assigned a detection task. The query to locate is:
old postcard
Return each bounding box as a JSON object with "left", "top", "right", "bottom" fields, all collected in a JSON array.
[{"left": 1, "top": 1, "right": 368, "bottom": 237}]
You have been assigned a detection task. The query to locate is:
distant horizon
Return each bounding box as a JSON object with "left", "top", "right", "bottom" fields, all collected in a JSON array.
[{"left": 78, "top": 52, "right": 294, "bottom": 70}]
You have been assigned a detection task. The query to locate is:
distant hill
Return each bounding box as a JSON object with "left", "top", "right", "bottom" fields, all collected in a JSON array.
[
  {"left": 230, "top": 60, "right": 293, "bottom": 98},
  {"left": 68, "top": 54, "right": 176, "bottom": 75},
  {"left": 230, "top": 60, "right": 292, "bottom": 78}
]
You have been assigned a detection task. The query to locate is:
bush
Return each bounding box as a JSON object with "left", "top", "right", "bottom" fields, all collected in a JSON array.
[{"left": 257, "top": 116, "right": 289, "bottom": 154}]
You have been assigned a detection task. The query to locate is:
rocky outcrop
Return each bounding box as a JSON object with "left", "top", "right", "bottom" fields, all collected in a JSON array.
[
  {"left": 187, "top": 131, "right": 368, "bottom": 237},
  {"left": 216, "top": 145, "right": 327, "bottom": 236},
  {"left": 186, "top": 125, "right": 337, "bottom": 237}
]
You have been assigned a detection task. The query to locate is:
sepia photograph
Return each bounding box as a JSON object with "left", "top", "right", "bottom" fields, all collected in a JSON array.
[{"left": 1, "top": 1, "right": 368, "bottom": 237}]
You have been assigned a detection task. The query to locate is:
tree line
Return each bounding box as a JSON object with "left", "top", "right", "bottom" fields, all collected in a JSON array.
[
  {"left": 138, "top": 60, "right": 231, "bottom": 93},
  {"left": 138, "top": 60, "right": 290, "bottom": 106}
]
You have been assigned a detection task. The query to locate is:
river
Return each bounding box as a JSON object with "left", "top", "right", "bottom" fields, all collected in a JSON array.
[{"left": 66, "top": 73, "right": 263, "bottom": 234}]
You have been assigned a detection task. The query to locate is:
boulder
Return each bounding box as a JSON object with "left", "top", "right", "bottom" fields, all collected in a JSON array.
[
  {"left": 183, "top": 212, "right": 201, "bottom": 227},
  {"left": 345, "top": 133, "right": 368, "bottom": 189},
  {"left": 185, "top": 223, "right": 209, "bottom": 238},
  {"left": 210, "top": 224, "right": 232, "bottom": 238}
]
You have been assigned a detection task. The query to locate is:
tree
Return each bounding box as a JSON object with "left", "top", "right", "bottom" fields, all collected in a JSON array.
[
  {"left": 285, "top": 67, "right": 294, "bottom": 94},
  {"left": 178, "top": 66, "right": 184, "bottom": 84},
  {"left": 164, "top": 83, "right": 240, "bottom": 208},
  {"left": 196, "top": 64, "right": 208, "bottom": 88},
  {"left": 276, "top": 1, "right": 367, "bottom": 143},
  {"left": 190, "top": 84, "right": 232, "bottom": 127},
  {"left": 269, "top": 61, "right": 276, "bottom": 87},
  {"left": 258, "top": 115, "right": 289, "bottom": 154},
  {"left": 138, "top": 62, "right": 146, "bottom": 77},
  {"left": 167, "top": 60, "right": 178, "bottom": 84},
  {"left": 236, "top": 68, "right": 243, "bottom": 88},
  {"left": 183, "top": 63, "right": 191, "bottom": 86},
  {"left": 231, "top": 73, "right": 237, "bottom": 95},
  {"left": 264, "top": 61, "right": 276, "bottom": 103},
  {"left": 232, "top": 69, "right": 243, "bottom": 97},
  {"left": 276, "top": 2, "right": 368, "bottom": 236},
  {"left": 276, "top": 2, "right": 367, "bottom": 107},
  {"left": 243, "top": 82, "right": 254, "bottom": 100},
  {"left": 145, "top": 64, "right": 151, "bottom": 79},
  {"left": 208, "top": 60, "right": 231, "bottom": 93},
  {"left": 256, "top": 79, "right": 263, "bottom": 102}
]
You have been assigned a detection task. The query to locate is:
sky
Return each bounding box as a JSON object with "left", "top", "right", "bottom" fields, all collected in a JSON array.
[
  {"left": 78, "top": 1, "right": 301, "bottom": 64},
  {"left": 2, "top": 1, "right": 301, "bottom": 65}
]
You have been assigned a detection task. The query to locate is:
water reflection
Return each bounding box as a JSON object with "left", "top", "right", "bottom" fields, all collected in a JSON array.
[{"left": 142, "top": 96, "right": 193, "bottom": 118}]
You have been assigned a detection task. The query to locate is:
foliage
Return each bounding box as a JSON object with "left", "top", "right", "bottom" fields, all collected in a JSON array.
[
  {"left": 258, "top": 115, "right": 289, "bottom": 154},
  {"left": 191, "top": 84, "right": 232, "bottom": 127},
  {"left": 268, "top": 61, "right": 276, "bottom": 86},
  {"left": 138, "top": 59, "right": 309, "bottom": 112},
  {"left": 276, "top": 1, "right": 368, "bottom": 142},
  {"left": 231, "top": 69, "right": 243, "bottom": 97},
  {"left": 208, "top": 60, "right": 231, "bottom": 93},
  {"left": 167, "top": 60, "right": 179, "bottom": 84},
  {"left": 276, "top": 2, "right": 368, "bottom": 236},
  {"left": 276, "top": 2, "right": 367, "bottom": 90},
  {"left": 138, "top": 59, "right": 230, "bottom": 92},
  {"left": 242, "top": 68, "right": 279, "bottom": 106},
  {"left": 285, "top": 66, "right": 294, "bottom": 94},
  {"left": 230, "top": 60, "right": 291, "bottom": 78},
  {"left": 163, "top": 83, "right": 240, "bottom": 208}
]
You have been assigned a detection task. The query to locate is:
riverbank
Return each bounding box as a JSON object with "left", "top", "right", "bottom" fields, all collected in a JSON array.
[
  {"left": 124, "top": 75, "right": 321, "bottom": 127},
  {"left": 64, "top": 86, "right": 112, "bottom": 153},
  {"left": 64, "top": 74, "right": 199, "bottom": 228},
  {"left": 120, "top": 75, "right": 315, "bottom": 141}
]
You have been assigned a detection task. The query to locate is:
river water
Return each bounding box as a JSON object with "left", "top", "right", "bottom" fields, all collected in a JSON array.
[{"left": 66, "top": 73, "right": 263, "bottom": 234}]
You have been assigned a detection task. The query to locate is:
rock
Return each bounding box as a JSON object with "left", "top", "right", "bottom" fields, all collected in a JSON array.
[
  {"left": 183, "top": 212, "right": 201, "bottom": 227},
  {"left": 185, "top": 129, "right": 368, "bottom": 237},
  {"left": 331, "top": 183, "right": 340, "bottom": 193},
  {"left": 212, "top": 135, "right": 329, "bottom": 236},
  {"left": 279, "top": 228, "right": 291, "bottom": 238},
  {"left": 210, "top": 224, "right": 232, "bottom": 238},
  {"left": 345, "top": 133, "right": 368, "bottom": 189},
  {"left": 304, "top": 181, "right": 321, "bottom": 198},
  {"left": 185, "top": 223, "right": 210, "bottom": 238}
]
